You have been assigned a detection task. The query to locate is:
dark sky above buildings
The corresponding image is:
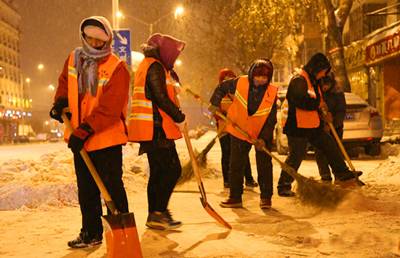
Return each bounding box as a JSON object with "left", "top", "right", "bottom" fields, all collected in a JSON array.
[{"left": 16, "top": 0, "right": 179, "bottom": 118}]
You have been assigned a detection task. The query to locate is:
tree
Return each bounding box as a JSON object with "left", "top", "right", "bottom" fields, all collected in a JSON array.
[
  {"left": 322, "top": 0, "right": 353, "bottom": 92},
  {"left": 230, "top": 0, "right": 300, "bottom": 72}
]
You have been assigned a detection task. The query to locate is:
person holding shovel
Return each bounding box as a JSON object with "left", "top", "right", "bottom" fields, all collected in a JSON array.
[
  {"left": 315, "top": 72, "right": 346, "bottom": 182},
  {"left": 216, "top": 68, "right": 258, "bottom": 189},
  {"left": 209, "top": 59, "right": 277, "bottom": 209},
  {"left": 127, "top": 33, "right": 186, "bottom": 230},
  {"left": 49, "top": 16, "right": 130, "bottom": 248},
  {"left": 277, "top": 53, "right": 362, "bottom": 197}
]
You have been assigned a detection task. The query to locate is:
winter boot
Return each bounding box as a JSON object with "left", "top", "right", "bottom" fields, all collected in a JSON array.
[
  {"left": 260, "top": 198, "right": 272, "bottom": 209},
  {"left": 278, "top": 189, "right": 296, "bottom": 197},
  {"left": 162, "top": 209, "right": 182, "bottom": 229},
  {"left": 220, "top": 198, "right": 242, "bottom": 208},
  {"left": 67, "top": 231, "right": 102, "bottom": 249},
  {"left": 146, "top": 212, "right": 170, "bottom": 230},
  {"left": 245, "top": 179, "right": 258, "bottom": 188}
]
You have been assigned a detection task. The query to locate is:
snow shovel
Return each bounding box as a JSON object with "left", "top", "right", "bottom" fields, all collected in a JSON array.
[
  {"left": 61, "top": 112, "right": 143, "bottom": 258},
  {"left": 181, "top": 123, "right": 232, "bottom": 229},
  {"left": 182, "top": 87, "right": 349, "bottom": 208},
  {"left": 325, "top": 120, "right": 365, "bottom": 186},
  {"left": 178, "top": 132, "right": 221, "bottom": 185}
]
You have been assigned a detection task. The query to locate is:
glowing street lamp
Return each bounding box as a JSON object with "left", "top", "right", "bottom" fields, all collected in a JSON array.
[
  {"left": 48, "top": 84, "right": 55, "bottom": 91},
  {"left": 25, "top": 78, "right": 31, "bottom": 83},
  {"left": 175, "top": 59, "right": 182, "bottom": 67},
  {"left": 174, "top": 6, "right": 184, "bottom": 19},
  {"left": 119, "top": 6, "right": 185, "bottom": 37},
  {"left": 37, "top": 63, "right": 44, "bottom": 71}
]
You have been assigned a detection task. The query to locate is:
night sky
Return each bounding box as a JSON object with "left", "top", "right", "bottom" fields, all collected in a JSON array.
[{"left": 16, "top": 0, "right": 180, "bottom": 125}]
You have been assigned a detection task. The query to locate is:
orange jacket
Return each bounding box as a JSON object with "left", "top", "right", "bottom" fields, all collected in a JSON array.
[
  {"left": 127, "top": 57, "right": 182, "bottom": 142},
  {"left": 225, "top": 76, "right": 277, "bottom": 143},
  {"left": 63, "top": 51, "right": 129, "bottom": 151}
]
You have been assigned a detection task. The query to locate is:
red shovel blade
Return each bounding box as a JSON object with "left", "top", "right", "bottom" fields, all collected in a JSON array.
[{"left": 102, "top": 212, "right": 143, "bottom": 258}]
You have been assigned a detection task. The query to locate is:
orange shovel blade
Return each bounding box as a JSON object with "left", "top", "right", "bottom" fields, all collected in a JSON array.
[
  {"left": 201, "top": 198, "right": 232, "bottom": 229},
  {"left": 102, "top": 212, "right": 143, "bottom": 258}
]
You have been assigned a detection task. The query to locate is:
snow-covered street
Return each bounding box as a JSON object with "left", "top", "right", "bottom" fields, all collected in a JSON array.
[{"left": 1, "top": 132, "right": 400, "bottom": 257}]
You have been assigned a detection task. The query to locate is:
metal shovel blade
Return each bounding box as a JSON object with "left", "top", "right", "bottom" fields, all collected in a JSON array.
[
  {"left": 102, "top": 212, "right": 143, "bottom": 258},
  {"left": 200, "top": 197, "right": 232, "bottom": 229}
]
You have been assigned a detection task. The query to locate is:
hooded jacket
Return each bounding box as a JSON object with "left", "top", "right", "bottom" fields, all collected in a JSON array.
[
  {"left": 210, "top": 59, "right": 277, "bottom": 141},
  {"left": 283, "top": 53, "right": 331, "bottom": 137}
]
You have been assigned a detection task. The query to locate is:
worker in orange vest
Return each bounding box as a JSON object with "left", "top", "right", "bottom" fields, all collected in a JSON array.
[
  {"left": 216, "top": 68, "right": 258, "bottom": 189},
  {"left": 49, "top": 16, "right": 130, "bottom": 248},
  {"left": 277, "top": 53, "right": 362, "bottom": 197},
  {"left": 209, "top": 59, "right": 277, "bottom": 209},
  {"left": 127, "top": 33, "right": 186, "bottom": 230}
]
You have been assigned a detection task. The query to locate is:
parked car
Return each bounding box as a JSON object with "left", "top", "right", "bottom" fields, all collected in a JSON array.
[
  {"left": 13, "top": 135, "right": 30, "bottom": 143},
  {"left": 275, "top": 90, "right": 383, "bottom": 156}
]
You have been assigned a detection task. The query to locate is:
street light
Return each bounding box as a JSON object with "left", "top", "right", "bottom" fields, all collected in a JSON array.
[
  {"left": 175, "top": 59, "right": 182, "bottom": 67},
  {"left": 25, "top": 78, "right": 31, "bottom": 83},
  {"left": 118, "top": 6, "right": 185, "bottom": 37},
  {"left": 48, "top": 84, "right": 55, "bottom": 91},
  {"left": 37, "top": 63, "right": 44, "bottom": 71}
]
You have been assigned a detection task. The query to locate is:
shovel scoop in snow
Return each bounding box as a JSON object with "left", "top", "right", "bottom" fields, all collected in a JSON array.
[{"left": 102, "top": 212, "right": 142, "bottom": 258}]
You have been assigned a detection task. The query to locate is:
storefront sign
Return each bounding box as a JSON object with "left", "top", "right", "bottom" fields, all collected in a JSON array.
[
  {"left": 366, "top": 26, "right": 400, "bottom": 65},
  {"left": 344, "top": 40, "right": 365, "bottom": 70}
]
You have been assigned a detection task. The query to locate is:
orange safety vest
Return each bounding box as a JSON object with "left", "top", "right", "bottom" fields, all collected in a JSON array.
[
  {"left": 281, "top": 69, "right": 324, "bottom": 129},
  {"left": 216, "top": 94, "right": 233, "bottom": 130},
  {"left": 127, "top": 57, "right": 182, "bottom": 142},
  {"left": 225, "top": 76, "right": 277, "bottom": 143},
  {"left": 65, "top": 51, "right": 128, "bottom": 152}
]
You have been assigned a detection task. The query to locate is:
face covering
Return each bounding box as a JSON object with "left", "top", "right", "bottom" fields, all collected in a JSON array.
[{"left": 253, "top": 76, "right": 268, "bottom": 86}]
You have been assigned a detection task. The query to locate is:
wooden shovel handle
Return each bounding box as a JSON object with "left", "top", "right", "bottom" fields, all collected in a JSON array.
[{"left": 61, "top": 112, "right": 118, "bottom": 215}]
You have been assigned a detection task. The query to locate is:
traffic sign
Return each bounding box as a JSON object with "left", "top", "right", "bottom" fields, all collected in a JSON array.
[{"left": 113, "top": 29, "right": 131, "bottom": 66}]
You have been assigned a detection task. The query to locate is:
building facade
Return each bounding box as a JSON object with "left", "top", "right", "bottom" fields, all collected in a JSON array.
[
  {"left": 343, "top": 0, "right": 400, "bottom": 135},
  {"left": 0, "top": 0, "right": 32, "bottom": 143}
]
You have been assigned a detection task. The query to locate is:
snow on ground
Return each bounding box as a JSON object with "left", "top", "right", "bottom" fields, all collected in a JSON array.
[{"left": 0, "top": 132, "right": 400, "bottom": 257}]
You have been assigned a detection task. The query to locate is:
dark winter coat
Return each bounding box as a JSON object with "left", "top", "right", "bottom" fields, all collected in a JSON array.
[
  {"left": 283, "top": 53, "right": 331, "bottom": 137},
  {"left": 138, "top": 47, "right": 185, "bottom": 153},
  {"left": 323, "top": 87, "right": 346, "bottom": 136}
]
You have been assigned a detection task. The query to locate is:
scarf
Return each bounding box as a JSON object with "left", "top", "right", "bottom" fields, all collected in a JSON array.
[{"left": 74, "top": 40, "right": 111, "bottom": 96}]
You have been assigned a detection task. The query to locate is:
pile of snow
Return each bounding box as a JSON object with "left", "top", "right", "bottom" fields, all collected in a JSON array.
[
  {"left": 0, "top": 145, "right": 153, "bottom": 211},
  {"left": 380, "top": 142, "right": 400, "bottom": 157},
  {"left": 0, "top": 151, "right": 77, "bottom": 210},
  {"left": 366, "top": 152, "right": 400, "bottom": 185}
]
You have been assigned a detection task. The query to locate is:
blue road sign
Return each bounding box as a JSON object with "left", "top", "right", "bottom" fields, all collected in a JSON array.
[{"left": 113, "top": 29, "right": 131, "bottom": 66}]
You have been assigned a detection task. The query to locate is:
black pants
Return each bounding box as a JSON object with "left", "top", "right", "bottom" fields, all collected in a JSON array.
[
  {"left": 277, "top": 130, "right": 354, "bottom": 191},
  {"left": 73, "top": 145, "right": 129, "bottom": 238},
  {"left": 147, "top": 146, "right": 181, "bottom": 213},
  {"left": 229, "top": 136, "right": 273, "bottom": 199},
  {"left": 315, "top": 127, "right": 344, "bottom": 181},
  {"left": 219, "top": 134, "right": 254, "bottom": 184}
]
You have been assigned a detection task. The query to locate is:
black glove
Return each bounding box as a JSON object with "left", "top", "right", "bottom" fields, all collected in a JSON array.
[
  {"left": 49, "top": 98, "right": 70, "bottom": 123},
  {"left": 68, "top": 123, "right": 94, "bottom": 153}
]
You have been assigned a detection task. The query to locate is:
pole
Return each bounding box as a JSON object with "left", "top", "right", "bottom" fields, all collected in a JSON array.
[
  {"left": 149, "top": 23, "right": 153, "bottom": 37},
  {"left": 112, "top": 0, "right": 119, "bottom": 29}
]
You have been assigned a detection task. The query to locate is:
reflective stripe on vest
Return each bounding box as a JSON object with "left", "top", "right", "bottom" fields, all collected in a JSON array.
[
  {"left": 225, "top": 76, "right": 277, "bottom": 142},
  {"left": 295, "top": 70, "right": 321, "bottom": 128},
  {"left": 127, "top": 57, "right": 182, "bottom": 142},
  {"left": 65, "top": 51, "right": 128, "bottom": 152}
]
